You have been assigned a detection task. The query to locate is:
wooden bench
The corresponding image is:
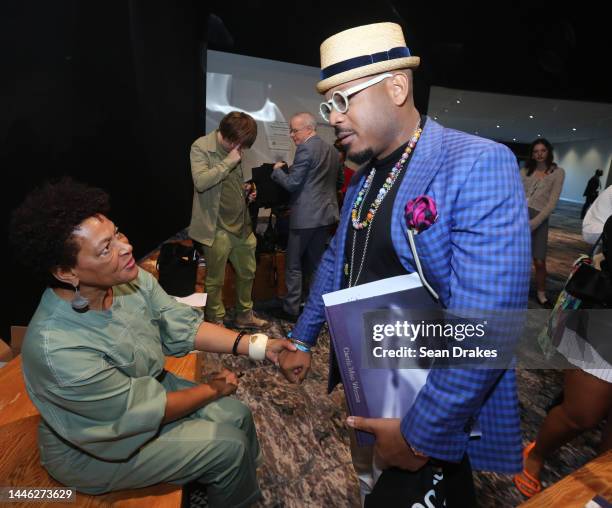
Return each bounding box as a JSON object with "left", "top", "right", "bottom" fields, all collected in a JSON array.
[
  {"left": 520, "top": 449, "right": 612, "bottom": 507},
  {"left": 0, "top": 353, "right": 200, "bottom": 507}
]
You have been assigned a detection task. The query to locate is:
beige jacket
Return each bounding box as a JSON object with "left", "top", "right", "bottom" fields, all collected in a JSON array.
[
  {"left": 521, "top": 166, "right": 565, "bottom": 229},
  {"left": 187, "top": 130, "right": 241, "bottom": 246}
]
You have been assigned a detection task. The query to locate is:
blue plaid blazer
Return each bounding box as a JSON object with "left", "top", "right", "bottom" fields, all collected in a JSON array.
[{"left": 293, "top": 118, "right": 531, "bottom": 473}]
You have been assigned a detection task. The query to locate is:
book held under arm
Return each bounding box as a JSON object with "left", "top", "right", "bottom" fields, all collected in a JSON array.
[{"left": 323, "top": 273, "right": 488, "bottom": 446}]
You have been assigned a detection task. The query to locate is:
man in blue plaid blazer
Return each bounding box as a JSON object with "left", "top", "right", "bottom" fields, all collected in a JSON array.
[{"left": 278, "top": 22, "right": 531, "bottom": 497}]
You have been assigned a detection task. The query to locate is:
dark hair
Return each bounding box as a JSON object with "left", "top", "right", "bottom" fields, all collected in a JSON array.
[
  {"left": 525, "top": 138, "right": 556, "bottom": 176},
  {"left": 596, "top": 169, "right": 604, "bottom": 177},
  {"left": 219, "top": 111, "right": 257, "bottom": 148},
  {"left": 9, "top": 177, "right": 111, "bottom": 286},
  {"left": 602, "top": 215, "right": 612, "bottom": 274}
]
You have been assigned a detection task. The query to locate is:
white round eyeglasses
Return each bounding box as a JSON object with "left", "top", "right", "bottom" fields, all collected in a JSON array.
[{"left": 319, "top": 73, "right": 393, "bottom": 122}]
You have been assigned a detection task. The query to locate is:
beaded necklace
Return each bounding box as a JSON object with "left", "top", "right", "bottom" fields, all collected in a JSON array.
[
  {"left": 351, "top": 123, "right": 423, "bottom": 230},
  {"left": 347, "top": 120, "right": 422, "bottom": 287}
]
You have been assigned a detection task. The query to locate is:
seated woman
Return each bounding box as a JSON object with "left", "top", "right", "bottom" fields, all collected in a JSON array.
[{"left": 9, "top": 177, "right": 295, "bottom": 508}]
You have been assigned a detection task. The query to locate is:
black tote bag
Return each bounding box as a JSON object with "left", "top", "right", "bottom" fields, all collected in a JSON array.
[
  {"left": 364, "top": 456, "right": 477, "bottom": 508},
  {"left": 156, "top": 242, "right": 198, "bottom": 297}
]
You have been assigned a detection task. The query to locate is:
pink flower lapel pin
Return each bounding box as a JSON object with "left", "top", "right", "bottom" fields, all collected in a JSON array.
[
  {"left": 405, "top": 195, "right": 438, "bottom": 234},
  {"left": 404, "top": 195, "right": 440, "bottom": 300}
]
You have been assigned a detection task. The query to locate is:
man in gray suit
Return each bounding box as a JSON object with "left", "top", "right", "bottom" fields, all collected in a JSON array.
[{"left": 271, "top": 112, "right": 343, "bottom": 320}]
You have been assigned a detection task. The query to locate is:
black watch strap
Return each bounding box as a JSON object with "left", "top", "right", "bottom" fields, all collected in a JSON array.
[{"left": 232, "top": 331, "right": 247, "bottom": 356}]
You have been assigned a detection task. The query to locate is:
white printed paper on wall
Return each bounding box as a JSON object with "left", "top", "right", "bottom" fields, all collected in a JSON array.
[{"left": 265, "top": 121, "right": 291, "bottom": 151}]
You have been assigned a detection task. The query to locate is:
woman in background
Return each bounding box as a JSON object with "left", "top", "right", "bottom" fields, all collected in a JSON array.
[
  {"left": 521, "top": 138, "right": 565, "bottom": 306},
  {"left": 9, "top": 177, "right": 295, "bottom": 508}
]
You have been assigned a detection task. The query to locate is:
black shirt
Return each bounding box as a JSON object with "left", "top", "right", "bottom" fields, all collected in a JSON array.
[
  {"left": 584, "top": 175, "right": 600, "bottom": 198},
  {"left": 343, "top": 117, "right": 425, "bottom": 287}
]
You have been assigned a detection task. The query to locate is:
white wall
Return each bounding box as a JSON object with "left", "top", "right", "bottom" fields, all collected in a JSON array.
[
  {"left": 555, "top": 138, "right": 612, "bottom": 203},
  {"left": 205, "top": 50, "right": 335, "bottom": 180}
]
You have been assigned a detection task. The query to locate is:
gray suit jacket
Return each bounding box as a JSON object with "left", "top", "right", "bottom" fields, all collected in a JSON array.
[{"left": 271, "top": 134, "right": 342, "bottom": 229}]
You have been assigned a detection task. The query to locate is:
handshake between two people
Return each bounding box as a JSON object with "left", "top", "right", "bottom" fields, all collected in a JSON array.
[
  {"left": 206, "top": 344, "right": 311, "bottom": 393},
  {"left": 203, "top": 338, "right": 303, "bottom": 396}
]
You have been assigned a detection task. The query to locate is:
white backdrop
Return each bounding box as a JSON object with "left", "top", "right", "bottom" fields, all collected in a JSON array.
[{"left": 205, "top": 50, "right": 336, "bottom": 181}]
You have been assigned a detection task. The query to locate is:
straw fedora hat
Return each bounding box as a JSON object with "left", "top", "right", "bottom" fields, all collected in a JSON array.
[{"left": 317, "top": 22, "right": 420, "bottom": 94}]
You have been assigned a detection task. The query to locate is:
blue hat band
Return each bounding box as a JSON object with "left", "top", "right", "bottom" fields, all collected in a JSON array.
[{"left": 320, "top": 46, "right": 412, "bottom": 80}]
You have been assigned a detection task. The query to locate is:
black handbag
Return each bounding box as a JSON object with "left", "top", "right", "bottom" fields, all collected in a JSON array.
[
  {"left": 565, "top": 262, "right": 612, "bottom": 306},
  {"left": 562, "top": 220, "right": 612, "bottom": 363},
  {"left": 565, "top": 224, "right": 612, "bottom": 307},
  {"left": 251, "top": 163, "right": 291, "bottom": 208},
  {"left": 156, "top": 242, "right": 198, "bottom": 297}
]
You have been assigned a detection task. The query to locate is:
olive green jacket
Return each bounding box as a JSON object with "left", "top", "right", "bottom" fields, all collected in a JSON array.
[{"left": 187, "top": 130, "right": 243, "bottom": 246}]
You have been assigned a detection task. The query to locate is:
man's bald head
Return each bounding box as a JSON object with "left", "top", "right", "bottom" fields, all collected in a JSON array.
[{"left": 289, "top": 112, "right": 317, "bottom": 145}]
